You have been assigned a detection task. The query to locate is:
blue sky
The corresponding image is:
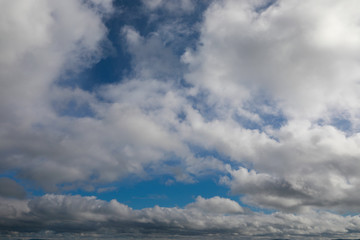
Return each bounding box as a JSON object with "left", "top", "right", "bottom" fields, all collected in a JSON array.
[{"left": 2, "top": 0, "right": 360, "bottom": 239}]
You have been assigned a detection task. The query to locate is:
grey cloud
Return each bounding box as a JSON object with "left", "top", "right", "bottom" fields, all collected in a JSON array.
[
  {"left": 0, "top": 0, "right": 198, "bottom": 191},
  {"left": 0, "top": 0, "right": 115, "bottom": 190},
  {"left": 1, "top": 194, "right": 360, "bottom": 238},
  {"left": 0, "top": 0, "right": 214, "bottom": 194},
  {"left": 0, "top": 178, "right": 26, "bottom": 199},
  {"left": 223, "top": 167, "right": 308, "bottom": 198},
  {"left": 178, "top": 0, "right": 360, "bottom": 213},
  {"left": 3, "top": 0, "right": 360, "bottom": 229}
]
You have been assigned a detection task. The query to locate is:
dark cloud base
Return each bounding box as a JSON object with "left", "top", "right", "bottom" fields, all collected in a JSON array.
[{"left": 1, "top": 195, "right": 360, "bottom": 239}]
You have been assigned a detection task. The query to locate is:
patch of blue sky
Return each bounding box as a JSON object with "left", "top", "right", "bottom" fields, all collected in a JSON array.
[
  {"left": 176, "top": 110, "right": 187, "bottom": 123},
  {"left": 52, "top": 99, "right": 95, "bottom": 118},
  {"left": 1, "top": 170, "right": 272, "bottom": 214},
  {"left": 317, "top": 115, "right": 353, "bottom": 135},
  {"left": 59, "top": 0, "right": 207, "bottom": 92},
  {"left": 53, "top": 0, "right": 208, "bottom": 123},
  {"left": 186, "top": 90, "right": 227, "bottom": 122},
  {"left": 233, "top": 113, "right": 262, "bottom": 131},
  {"left": 233, "top": 108, "right": 287, "bottom": 131},
  {"left": 236, "top": 91, "right": 288, "bottom": 131},
  {"left": 57, "top": 3, "right": 136, "bottom": 91},
  {"left": 241, "top": 202, "right": 277, "bottom": 215},
  {"left": 188, "top": 144, "right": 253, "bottom": 171},
  {"left": 84, "top": 177, "right": 239, "bottom": 209},
  {"left": 190, "top": 145, "right": 230, "bottom": 163},
  {"left": 0, "top": 165, "right": 269, "bottom": 214},
  {"left": 254, "top": 0, "right": 278, "bottom": 14},
  {"left": 148, "top": 4, "right": 208, "bottom": 55},
  {"left": 331, "top": 116, "right": 352, "bottom": 133}
]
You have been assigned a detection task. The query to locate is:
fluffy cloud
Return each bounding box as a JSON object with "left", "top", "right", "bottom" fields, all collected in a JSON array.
[
  {"left": 179, "top": 0, "right": 360, "bottom": 212},
  {"left": 0, "top": 0, "right": 202, "bottom": 190},
  {"left": 186, "top": 196, "right": 244, "bottom": 214},
  {"left": 184, "top": 0, "right": 360, "bottom": 122},
  {"left": 3, "top": 1, "right": 360, "bottom": 237},
  {"left": 0, "top": 0, "right": 111, "bottom": 121},
  {"left": 0, "top": 0, "right": 115, "bottom": 189}
]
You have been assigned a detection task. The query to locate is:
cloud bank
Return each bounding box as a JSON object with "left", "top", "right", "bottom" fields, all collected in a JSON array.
[{"left": 1, "top": 194, "right": 360, "bottom": 239}]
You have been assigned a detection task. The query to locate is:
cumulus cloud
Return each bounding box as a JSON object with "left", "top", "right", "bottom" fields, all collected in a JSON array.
[
  {"left": 184, "top": 0, "right": 360, "bottom": 122},
  {"left": 186, "top": 196, "right": 244, "bottom": 214},
  {"left": 178, "top": 0, "right": 360, "bottom": 212},
  {"left": 0, "top": 0, "right": 115, "bottom": 189},
  {"left": 0, "top": 0, "right": 203, "bottom": 191},
  {"left": 3, "top": 0, "right": 360, "bottom": 237}
]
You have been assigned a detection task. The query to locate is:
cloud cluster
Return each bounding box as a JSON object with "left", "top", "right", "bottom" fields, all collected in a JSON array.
[
  {"left": 0, "top": 0, "right": 118, "bottom": 190},
  {"left": 181, "top": 0, "right": 360, "bottom": 212},
  {"left": 1, "top": 194, "right": 360, "bottom": 238},
  {"left": 184, "top": 0, "right": 360, "bottom": 122},
  {"left": 2, "top": 1, "right": 360, "bottom": 237},
  {"left": 0, "top": 0, "right": 218, "bottom": 191}
]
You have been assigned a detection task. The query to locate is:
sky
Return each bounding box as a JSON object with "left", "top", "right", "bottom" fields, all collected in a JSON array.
[{"left": 2, "top": 0, "right": 360, "bottom": 239}]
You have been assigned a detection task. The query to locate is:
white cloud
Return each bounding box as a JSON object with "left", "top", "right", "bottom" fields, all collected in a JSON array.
[
  {"left": 184, "top": 0, "right": 360, "bottom": 122},
  {"left": 186, "top": 196, "right": 244, "bottom": 214},
  {"left": 0, "top": 0, "right": 216, "bottom": 194},
  {"left": 177, "top": 0, "right": 360, "bottom": 212},
  {"left": 0, "top": 0, "right": 110, "bottom": 121},
  {"left": 3, "top": 0, "right": 360, "bottom": 230},
  {"left": 0, "top": 0, "right": 118, "bottom": 190}
]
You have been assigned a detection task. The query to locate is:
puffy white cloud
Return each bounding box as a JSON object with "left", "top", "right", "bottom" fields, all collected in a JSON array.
[
  {"left": 186, "top": 196, "right": 244, "bottom": 214},
  {"left": 0, "top": 0, "right": 202, "bottom": 191},
  {"left": 0, "top": 0, "right": 118, "bottom": 191},
  {"left": 178, "top": 0, "right": 360, "bottom": 212},
  {"left": 184, "top": 0, "right": 360, "bottom": 122},
  {"left": 0, "top": 0, "right": 110, "bottom": 121},
  {"left": 3, "top": 0, "right": 360, "bottom": 232}
]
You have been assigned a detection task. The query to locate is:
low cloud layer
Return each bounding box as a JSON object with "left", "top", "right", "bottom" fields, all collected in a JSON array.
[{"left": 1, "top": 194, "right": 360, "bottom": 238}]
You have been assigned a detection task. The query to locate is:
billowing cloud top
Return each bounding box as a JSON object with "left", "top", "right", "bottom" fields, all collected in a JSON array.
[{"left": 1, "top": 0, "right": 360, "bottom": 238}]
